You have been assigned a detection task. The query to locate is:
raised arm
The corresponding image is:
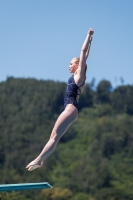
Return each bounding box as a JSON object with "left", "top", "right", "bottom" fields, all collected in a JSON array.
[
  {"left": 77, "top": 28, "right": 94, "bottom": 77},
  {"left": 85, "top": 35, "right": 92, "bottom": 60}
]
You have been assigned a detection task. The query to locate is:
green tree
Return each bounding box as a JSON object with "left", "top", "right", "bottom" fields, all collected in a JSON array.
[
  {"left": 111, "top": 85, "right": 133, "bottom": 115},
  {"left": 97, "top": 80, "right": 112, "bottom": 104}
]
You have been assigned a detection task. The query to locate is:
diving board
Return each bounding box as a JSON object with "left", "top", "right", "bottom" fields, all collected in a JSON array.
[{"left": 0, "top": 182, "right": 52, "bottom": 192}]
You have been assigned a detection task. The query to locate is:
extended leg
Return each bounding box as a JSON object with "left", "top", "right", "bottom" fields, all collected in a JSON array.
[{"left": 26, "top": 104, "right": 78, "bottom": 171}]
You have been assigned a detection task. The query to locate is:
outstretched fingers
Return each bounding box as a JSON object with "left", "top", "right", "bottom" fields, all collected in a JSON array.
[{"left": 88, "top": 28, "right": 94, "bottom": 36}]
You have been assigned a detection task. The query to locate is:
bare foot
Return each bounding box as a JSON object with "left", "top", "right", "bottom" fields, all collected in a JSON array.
[{"left": 26, "top": 159, "right": 43, "bottom": 171}]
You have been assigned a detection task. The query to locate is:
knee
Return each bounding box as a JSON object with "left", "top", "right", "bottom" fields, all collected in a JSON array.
[{"left": 50, "top": 129, "right": 59, "bottom": 142}]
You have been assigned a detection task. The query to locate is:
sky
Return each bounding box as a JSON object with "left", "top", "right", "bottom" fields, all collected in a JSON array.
[{"left": 0, "top": 0, "right": 133, "bottom": 88}]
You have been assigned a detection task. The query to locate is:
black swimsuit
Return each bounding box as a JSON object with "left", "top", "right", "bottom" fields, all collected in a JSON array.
[{"left": 64, "top": 74, "right": 84, "bottom": 112}]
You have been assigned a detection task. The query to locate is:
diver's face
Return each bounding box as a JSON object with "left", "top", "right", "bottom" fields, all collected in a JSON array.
[{"left": 68, "top": 59, "right": 78, "bottom": 73}]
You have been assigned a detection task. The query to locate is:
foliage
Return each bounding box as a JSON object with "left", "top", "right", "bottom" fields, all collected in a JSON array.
[
  {"left": 111, "top": 85, "right": 133, "bottom": 115},
  {"left": 0, "top": 77, "right": 133, "bottom": 199},
  {"left": 96, "top": 80, "right": 112, "bottom": 104}
]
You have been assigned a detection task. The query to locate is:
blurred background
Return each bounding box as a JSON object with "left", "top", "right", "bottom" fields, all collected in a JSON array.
[{"left": 0, "top": 1, "right": 133, "bottom": 200}]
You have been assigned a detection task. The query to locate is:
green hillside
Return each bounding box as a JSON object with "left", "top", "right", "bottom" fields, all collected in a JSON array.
[{"left": 0, "top": 77, "right": 133, "bottom": 200}]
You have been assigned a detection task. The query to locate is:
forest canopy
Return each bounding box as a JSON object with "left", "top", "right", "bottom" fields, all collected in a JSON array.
[{"left": 0, "top": 77, "right": 133, "bottom": 200}]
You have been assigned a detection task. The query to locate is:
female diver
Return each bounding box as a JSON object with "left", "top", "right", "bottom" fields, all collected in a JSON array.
[{"left": 26, "top": 28, "right": 94, "bottom": 171}]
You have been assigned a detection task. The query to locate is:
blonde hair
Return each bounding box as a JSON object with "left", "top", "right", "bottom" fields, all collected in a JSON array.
[{"left": 72, "top": 57, "right": 87, "bottom": 74}]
